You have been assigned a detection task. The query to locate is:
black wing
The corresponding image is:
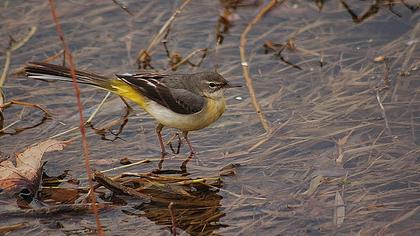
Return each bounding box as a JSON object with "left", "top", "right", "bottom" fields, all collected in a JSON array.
[{"left": 116, "top": 73, "right": 205, "bottom": 114}]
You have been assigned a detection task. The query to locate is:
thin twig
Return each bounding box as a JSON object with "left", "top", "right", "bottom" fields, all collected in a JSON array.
[
  {"left": 0, "top": 100, "right": 51, "bottom": 134},
  {"left": 49, "top": 126, "right": 79, "bottom": 139},
  {"left": 87, "top": 101, "right": 131, "bottom": 141},
  {"left": 168, "top": 202, "right": 177, "bottom": 236},
  {"left": 0, "top": 26, "right": 37, "bottom": 87},
  {"left": 379, "top": 206, "right": 420, "bottom": 235},
  {"left": 0, "top": 203, "right": 111, "bottom": 218},
  {"left": 137, "top": 0, "right": 192, "bottom": 64},
  {"left": 0, "top": 100, "right": 51, "bottom": 117},
  {"left": 376, "top": 90, "right": 391, "bottom": 134},
  {"left": 13, "top": 49, "right": 65, "bottom": 76},
  {"left": 147, "top": 0, "right": 191, "bottom": 52},
  {"left": 86, "top": 92, "right": 111, "bottom": 124},
  {"left": 248, "top": 112, "right": 293, "bottom": 152},
  {"left": 199, "top": 181, "right": 266, "bottom": 200},
  {"left": 100, "top": 159, "right": 151, "bottom": 173},
  {"left": 170, "top": 48, "right": 208, "bottom": 71},
  {"left": 9, "top": 26, "right": 37, "bottom": 51},
  {"left": 0, "top": 119, "right": 20, "bottom": 133},
  {"left": 248, "top": 113, "right": 295, "bottom": 152},
  {"left": 47, "top": 1, "right": 103, "bottom": 234},
  {"left": 0, "top": 51, "right": 11, "bottom": 88},
  {"left": 112, "top": 0, "right": 134, "bottom": 16},
  {"left": 240, "top": 0, "right": 283, "bottom": 132},
  {"left": 49, "top": 91, "right": 113, "bottom": 139}
]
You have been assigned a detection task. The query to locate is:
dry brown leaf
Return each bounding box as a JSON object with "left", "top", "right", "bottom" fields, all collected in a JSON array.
[
  {"left": 374, "top": 55, "right": 386, "bottom": 62},
  {"left": 333, "top": 191, "right": 345, "bottom": 226},
  {"left": 0, "top": 139, "right": 68, "bottom": 195},
  {"left": 219, "top": 163, "right": 240, "bottom": 176},
  {"left": 337, "top": 131, "right": 352, "bottom": 146},
  {"left": 302, "top": 175, "right": 324, "bottom": 196},
  {"left": 336, "top": 130, "right": 353, "bottom": 164}
]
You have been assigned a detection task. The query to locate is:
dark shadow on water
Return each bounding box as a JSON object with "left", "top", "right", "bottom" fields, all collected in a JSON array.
[
  {"left": 120, "top": 154, "right": 226, "bottom": 234},
  {"left": 122, "top": 189, "right": 227, "bottom": 235},
  {"left": 154, "top": 152, "right": 194, "bottom": 176},
  {"left": 87, "top": 101, "right": 131, "bottom": 141}
]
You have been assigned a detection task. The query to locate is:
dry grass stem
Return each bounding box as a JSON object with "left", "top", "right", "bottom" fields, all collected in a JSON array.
[
  {"left": 239, "top": 0, "right": 284, "bottom": 133},
  {"left": 0, "top": 26, "right": 37, "bottom": 87},
  {"left": 137, "top": 0, "right": 192, "bottom": 65}
]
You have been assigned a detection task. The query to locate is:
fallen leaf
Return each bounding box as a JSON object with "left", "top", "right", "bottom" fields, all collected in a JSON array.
[
  {"left": 374, "top": 56, "right": 386, "bottom": 62},
  {"left": 41, "top": 187, "right": 80, "bottom": 204},
  {"left": 302, "top": 175, "right": 324, "bottom": 196},
  {"left": 219, "top": 163, "right": 240, "bottom": 176},
  {"left": 333, "top": 191, "right": 345, "bottom": 226},
  {"left": 0, "top": 139, "right": 68, "bottom": 195},
  {"left": 336, "top": 130, "right": 353, "bottom": 164}
]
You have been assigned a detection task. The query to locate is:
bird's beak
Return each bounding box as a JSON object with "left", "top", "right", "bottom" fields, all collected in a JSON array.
[{"left": 225, "top": 82, "right": 242, "bottom": 88}]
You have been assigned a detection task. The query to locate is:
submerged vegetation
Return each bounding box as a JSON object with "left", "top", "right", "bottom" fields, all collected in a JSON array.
[{"left": 0, "top": 1, "right": 419, "bottom": 235}]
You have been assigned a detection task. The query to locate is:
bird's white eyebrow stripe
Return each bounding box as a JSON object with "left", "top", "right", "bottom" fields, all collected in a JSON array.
[{"left": 206, "top": 81, "right": 223, "bottom": 84}]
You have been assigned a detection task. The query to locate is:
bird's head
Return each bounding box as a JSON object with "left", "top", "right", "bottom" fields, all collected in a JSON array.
[{"left": 195, "top": 72, "right": 241, "bottom": 99}]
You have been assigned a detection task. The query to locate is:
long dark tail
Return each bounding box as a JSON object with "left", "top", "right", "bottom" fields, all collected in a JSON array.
[{"left": 25, "top": 62, "right": 113, "bottom": 90}]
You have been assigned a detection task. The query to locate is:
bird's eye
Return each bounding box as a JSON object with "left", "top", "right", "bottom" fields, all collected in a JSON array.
[{"left": 208, "top": 82, "right": 216, "bottom": 88}]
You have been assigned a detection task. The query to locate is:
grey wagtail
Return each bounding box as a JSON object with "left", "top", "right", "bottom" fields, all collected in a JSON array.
[{"left": 24, "top": 62, "right": 239, "bottom": 155}]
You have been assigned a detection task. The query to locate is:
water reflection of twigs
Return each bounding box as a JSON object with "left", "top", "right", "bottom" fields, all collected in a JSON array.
[
  {"left": 108, "top": 170, "right": 226, "bottom": 235},
  {"left": 87, "top": 98, "right": 132, "bottom": 141},
  {"left": 340, "top": 0, "right": 419, "bottom": 23},
  {"left": 127, "top": 200, "right": 226, "bottom": 235},
  {"left": 264, "top": 39, "right": 303, "bottom": 70},
  {"left": 157, "top": 132, "right": 196, "bottom": 174},
  {"left": 162, "top": 25, "right": 208, "bottom": 71},
  {"left": 168, "top": 133, "right": 182, "bottom": 155},
  {"left": 111, "top": 0, "right": 133, "bottom": 16},
  {"left": 180, "top": 154, "right": 194, "bottom": 173},
  {"left": 216, "top": 0, "right": 261, "bottom": 45},
  {"left": 0, "top": 100, "right": 51, "bottom": 135},
  {"left": 154, "top": 153, "right": 194, "bottom": 176},
  {"left": 136, "top": 0, "right": 192, "bottom": 69}
]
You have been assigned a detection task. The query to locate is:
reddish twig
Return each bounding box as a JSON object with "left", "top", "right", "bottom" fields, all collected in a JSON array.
[{"left": 47, "top": 1, "right": 103, "bottom": 234}]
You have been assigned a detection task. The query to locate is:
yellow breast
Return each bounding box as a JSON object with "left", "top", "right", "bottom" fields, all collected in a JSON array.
[{"left": 145, "top": 97, "right": 226, "bottom": 131}]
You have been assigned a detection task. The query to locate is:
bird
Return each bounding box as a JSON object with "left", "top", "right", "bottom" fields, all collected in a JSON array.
[{"left": 25, "top": 62, "right": 240, "bottom": 156}]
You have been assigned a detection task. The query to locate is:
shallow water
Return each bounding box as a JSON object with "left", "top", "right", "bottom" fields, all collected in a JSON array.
[{"left": 1, "top": 1, "right": 419, "bottom": 235}]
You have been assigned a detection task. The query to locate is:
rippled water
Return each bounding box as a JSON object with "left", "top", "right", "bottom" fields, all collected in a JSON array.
[{"left": 1, "top": 1, "right": 419, "bottom": 235}]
